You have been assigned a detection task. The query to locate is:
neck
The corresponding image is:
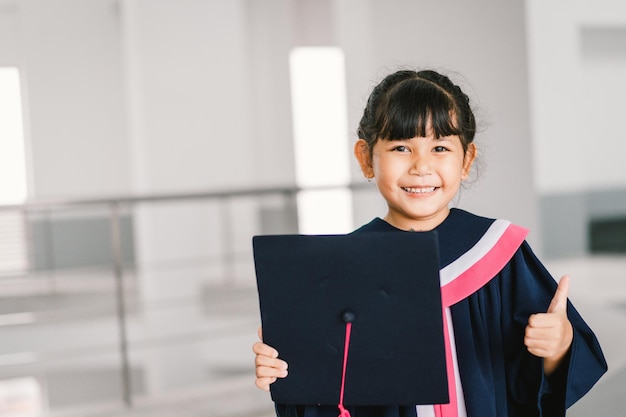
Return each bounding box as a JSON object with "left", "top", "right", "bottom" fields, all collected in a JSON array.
[{"left": 383, "top": 209, "right": 450, "bottom": 232}]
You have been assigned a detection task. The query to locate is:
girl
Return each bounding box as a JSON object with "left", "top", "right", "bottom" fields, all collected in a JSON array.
[{"left": 253, "top": 69, "right": 607, "bottom": 417}]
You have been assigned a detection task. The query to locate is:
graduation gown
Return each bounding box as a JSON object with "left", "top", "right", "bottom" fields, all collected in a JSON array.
[{"left": 275, "top": 208, "right": 607, "bottom": 417}]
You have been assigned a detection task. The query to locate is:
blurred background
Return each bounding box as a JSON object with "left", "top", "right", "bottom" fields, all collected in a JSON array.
[{"left": 0, "top": 0, "right": 624, "bottom": 416}]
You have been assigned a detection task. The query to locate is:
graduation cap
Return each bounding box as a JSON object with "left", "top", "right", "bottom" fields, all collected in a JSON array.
[{"left": 253, "top": 231, "right": 448, "bottom": 408}]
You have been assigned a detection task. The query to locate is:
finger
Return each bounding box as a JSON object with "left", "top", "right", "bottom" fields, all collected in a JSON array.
[
  {"left": 524, "top": 327, "right": 558, "bottom": 356},
  {"left": 255, "top": 376, "right": 277, "bottom": 391},
  {"left": 525, "top": 331, "right": 568, "bottom": 358},
  {"left": 258, "top": 326, "right": 263, "bottom": 341},
  {"left": 547, "top": 275, "right": 570, "bottom": 314},
  {"left": 252, "top": 341, "right": 279, "bottom": 358},
  {"left": 255, "top": 354, "right": 288, "bottom": 371},
  {"left": 255, "top": 363, "right": 287, "bottom": 379},
  {"left": 527, "top": 312, "right": 561, "bottom": 328},
  {"left": 525, "top": 325, "right": 562, "bottom": 342},
  {"left": 526, "top": 345, "right": 553, "bottom": 358}
]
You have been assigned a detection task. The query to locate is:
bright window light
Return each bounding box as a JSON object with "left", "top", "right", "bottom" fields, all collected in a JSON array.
[
  {"left": 297, "top": 189, "right": 353, "bottom": 235},
  {"left": 289, "top": 47, "right": 353, "bottom": 234},
  {"left": 0, "top": 67, "right": 28, "bottom": 204},
  {"left": 0, "top": 377, "right": 44, "bottom": 416}
]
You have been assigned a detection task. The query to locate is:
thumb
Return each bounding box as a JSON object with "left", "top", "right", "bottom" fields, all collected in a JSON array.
[
  {"left": 547, "top": 275, "right": 570, "bottom": 314},
  {"left": 257, "top": 326, "right": 263, "bottom": 341}
]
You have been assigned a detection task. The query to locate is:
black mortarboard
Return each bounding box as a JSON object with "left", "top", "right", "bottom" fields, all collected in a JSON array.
[{"left": 252, "top": 231, "right": 448, "bottom": 407}]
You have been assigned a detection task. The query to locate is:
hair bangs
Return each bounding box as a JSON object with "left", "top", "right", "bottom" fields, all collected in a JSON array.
[{"left": 377, "top": 79, "right": 461, "bottom": 141}]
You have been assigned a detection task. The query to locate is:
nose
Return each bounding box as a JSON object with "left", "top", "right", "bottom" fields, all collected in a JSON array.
[{"left": 409, "top": 153, "right": 432, "bottom": 176}]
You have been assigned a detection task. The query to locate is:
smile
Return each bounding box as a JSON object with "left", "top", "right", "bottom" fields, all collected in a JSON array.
[{"left": 402, "top": 186, "right": 437, "bottom": 194}]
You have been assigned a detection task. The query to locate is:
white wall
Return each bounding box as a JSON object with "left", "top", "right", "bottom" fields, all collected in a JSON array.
[
  {"left": 18, "top": 0, "right": 131, "bottom": 198},
  {"left": 5, "top": 0, "right": 298, "bottom": 198},
  {"left": 525, "top": 0, "right": 626, "bottom": 256},
  {"left": 0, "top": 1, "right": 19, "bottom": 66},
  {"left": 526, "top": 0, "right": 626, "bottom": 194},
  {"left": 336, "top": 0, "right": 537, "bottom": 239},
  {"left": 122, "top": 0, "right": 263, "bottom": 193},
  {"left": 4, "top": 0, "right": 537, "bottom": 231},
  {"left": 7, "top": 0, "right": 625, "bottom": 236},
  {"left": 0, "top": 0, "right": 543, "bottom": 274}
]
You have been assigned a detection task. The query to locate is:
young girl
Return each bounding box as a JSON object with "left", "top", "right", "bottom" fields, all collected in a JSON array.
[{"left": 253, "top": 69, "right": 607, "bottom": 417}]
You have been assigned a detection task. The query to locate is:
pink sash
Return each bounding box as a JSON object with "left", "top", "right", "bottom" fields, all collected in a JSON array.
[{"left": 418, "top": 220, "right": 528, "bottom": 417}]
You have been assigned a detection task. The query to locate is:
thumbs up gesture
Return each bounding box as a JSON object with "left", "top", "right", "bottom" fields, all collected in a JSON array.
[{"left": 524, "top": 275, "right": 574, "bottom": 375}]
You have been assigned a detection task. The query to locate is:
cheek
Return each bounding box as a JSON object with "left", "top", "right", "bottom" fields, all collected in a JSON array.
[
  {"left": 442, "top": 161, "right": 466, "bottom": 183},
  {"left": 373, "top": 159, "right": 400, "bottom": 181},
  {"left": 371, "top": 155, "right": 385, "bottom": 176}
]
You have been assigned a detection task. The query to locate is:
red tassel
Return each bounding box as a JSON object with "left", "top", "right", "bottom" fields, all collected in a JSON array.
[
  {"left": 337, "top": 321, "right": 353, "bottom": 417},
  {"left": 338, "top": 405, "right": 351, "bottom": 417}
]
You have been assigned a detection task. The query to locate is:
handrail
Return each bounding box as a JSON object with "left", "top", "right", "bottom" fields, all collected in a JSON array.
[
  {"left": 0, "top": 182, "right": 372, "bottom": 212},
  {"left": 0, "top": 181, "right": 376, "bottom": 413}
]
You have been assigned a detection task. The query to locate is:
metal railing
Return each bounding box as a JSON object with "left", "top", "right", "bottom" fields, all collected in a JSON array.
[{"left": 0, "top": 183, "right": 372, "bottom": 416}]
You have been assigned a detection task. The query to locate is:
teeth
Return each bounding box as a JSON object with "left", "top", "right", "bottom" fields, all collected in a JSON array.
[{"left": 403, "top": 187, "right": 436, "bottom": 194}]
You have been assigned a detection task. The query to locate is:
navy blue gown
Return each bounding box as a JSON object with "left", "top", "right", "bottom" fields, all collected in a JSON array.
[{"left": 275, "top": 209, "right": 607, "bottom": 417}]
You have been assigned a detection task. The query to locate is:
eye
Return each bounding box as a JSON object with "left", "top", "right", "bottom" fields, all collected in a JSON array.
[
  {"left": 433, "top": 145, "right": 449, "bottom": 153},
  {"left": 392, "top": 145, "right": 410, "bottom": 153}
]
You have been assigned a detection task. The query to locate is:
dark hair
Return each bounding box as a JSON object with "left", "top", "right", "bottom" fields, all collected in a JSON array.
[{"left": 357, "top": 69, "right": 476, "bottom": 155}]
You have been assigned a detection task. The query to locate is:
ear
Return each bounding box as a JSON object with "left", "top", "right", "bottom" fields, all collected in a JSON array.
[
  {"left": 354, "top": 139, "right": 374, "bottom": 179},
  {"left": 461, "top": 143, "right": 477, "bottom": 180}
]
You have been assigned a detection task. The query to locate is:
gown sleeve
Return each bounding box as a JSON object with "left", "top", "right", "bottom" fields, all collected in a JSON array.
[{"left": 500, "top": 241, "right": 607, "bottom": 416}]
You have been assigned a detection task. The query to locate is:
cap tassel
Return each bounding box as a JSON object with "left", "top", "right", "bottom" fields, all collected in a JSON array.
[{"left": 337, "top": 319, "right": 353, "bottom": 417}]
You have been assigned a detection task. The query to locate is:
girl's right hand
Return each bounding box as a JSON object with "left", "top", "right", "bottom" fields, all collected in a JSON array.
[{"left": 253, "top": 326, "right": 288, "bottom": 391}]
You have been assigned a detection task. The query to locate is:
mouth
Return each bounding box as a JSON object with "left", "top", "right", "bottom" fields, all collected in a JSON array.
[{"left": 401, "top": 186, "right": 438, "bottom": 194}]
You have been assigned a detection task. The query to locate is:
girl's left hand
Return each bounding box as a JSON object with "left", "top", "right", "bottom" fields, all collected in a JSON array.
[
  {"left": 524, "top": 275, "right": 574, "bottom": 376},
  {"left": 253, "top": 326, "right": 288, "bottom": 391}
]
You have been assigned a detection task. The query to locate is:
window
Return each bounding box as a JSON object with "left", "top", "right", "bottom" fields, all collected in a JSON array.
[
  {"left": 0, "top": 67, "right": 28, "bottom": 274},
  {"left": 289, "top": 47, "right": 353, "bottom": 234},
  {"left": 0, "top": 67, "right": 28, "bottom": 204}
]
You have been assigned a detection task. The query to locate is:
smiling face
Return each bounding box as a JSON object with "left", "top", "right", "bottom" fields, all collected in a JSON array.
[
  {"left": 355, "top": 131, "right": 476, "bottom": 231},
  {"left": 355, "top": 70, "right": 479, "bottom": 230}
]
